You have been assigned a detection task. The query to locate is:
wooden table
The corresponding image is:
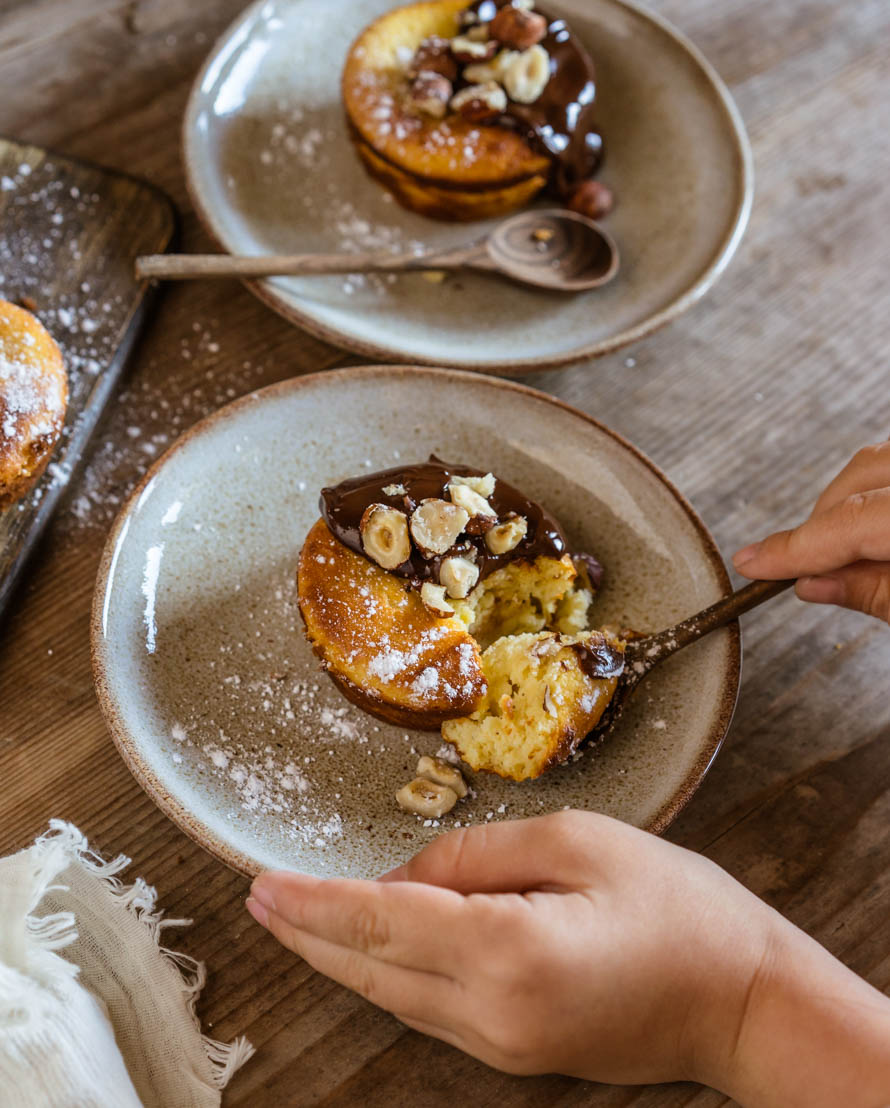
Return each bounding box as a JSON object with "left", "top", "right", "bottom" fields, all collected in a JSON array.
[{"left": 2, "top": 0, "right": 888, "bottom": 1102}]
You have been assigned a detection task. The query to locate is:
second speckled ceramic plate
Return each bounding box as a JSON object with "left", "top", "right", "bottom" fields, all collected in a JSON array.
[
  {"left": 92, "top": 367, "right": 739, "bottom": 878},
  {"left": 183, "top": 0, "right": 753, "bottom": 372}
]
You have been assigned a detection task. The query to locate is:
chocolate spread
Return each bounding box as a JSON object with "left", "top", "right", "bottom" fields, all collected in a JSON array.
[
  {"left": 463, "top": 0, "right": 603, "bottom": 196},
  {"left": 321, "top": 456, "right": 567, "bottom": 587},
  {"left": 564, "top": 635, "right": 624, "bottom": 680}
]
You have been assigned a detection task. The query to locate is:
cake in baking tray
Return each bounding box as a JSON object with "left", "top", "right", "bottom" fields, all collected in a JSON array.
[
  {"left": 0, "top": 298, "right": 68, "bottom": 512},
  {"left": 342, "top": 0, "right": 613, "bottom": 221},
  {"left": 297, "top": 457, "right": 624, "bottom": 781}
]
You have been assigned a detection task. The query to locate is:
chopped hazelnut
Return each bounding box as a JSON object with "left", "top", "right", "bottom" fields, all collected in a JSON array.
[
  {"left": 485, "top": 513, "right": 528, "bottom": 555},
  {"left": 450, "top": 472, "right": 496, "bottom": 498},
  {"left": 464, "top": 48, "right": 520, "bottom": 85},
  {"left": 450, "top": 34, "right": 498, "bottom": 64},
  {"left": 410, "top": 499, "right": 470, "bottom": 556},
  {"left": 396, "top": 778, "right": 458, "bottom": 818},
  {"left": 416, "top": 755, "right": 468, "bottom": 798},
  {"left": 408, "top": 35, "right": 458, "bottom": 80},
  {"left": 504, "top": 44, "right": 551, "bottom": 104},
  {"left": 408, "top": 71, "right": 453, "bottom": 119},
  {"left": 450, "top": 81, "right": 507, "bottom": 122},
  {"left": 360, "top": 504, "right": 411, "bottom": 569},
  {"left": 447, "top": 482, "right": 497, "bottom": 533},
  {"left": 439, "top": 555, "right": 480, "bottom": 600},
  {"left": 421, "top": 581, "right": 455, "bottom": 617}
]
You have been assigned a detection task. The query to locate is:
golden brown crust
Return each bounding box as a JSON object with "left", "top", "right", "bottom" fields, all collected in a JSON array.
[
  {"left": 297, "top": 519, "right": 487, "bottom": 729},
  {"left": 0, "top": 299, "right": 68, "bottom": 512},
  {"left": 342, "top": 0, "right": 551, "bottom": 219},
  {"left": 352, "top": 134, "right": 548, "bottom": 222}
]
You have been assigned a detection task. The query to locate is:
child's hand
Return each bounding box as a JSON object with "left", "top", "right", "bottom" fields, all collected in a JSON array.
[
  {"left": 245, "top": 812, "right": 779, "bottom": 1091},
  {"left": 247, "top": 812, "right": 890, "bottom": 1103},
  {"left": 733, "top": 440, "right": 890, "bottom": 622}
]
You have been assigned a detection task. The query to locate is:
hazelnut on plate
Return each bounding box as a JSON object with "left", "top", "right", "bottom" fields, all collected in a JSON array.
[
  {"left": 416, "top": 754, "right": 468, "bottom": 797},
  {"left": 567, "top": 179, "right": 615, "bottom": 220},
  {"left": 396, "top": 777, "right": 459, "bottom": 818},
  {"left": 360, "top": 504, "right": 411, "bottom": 569},
  {"left": 490, "top": 5, "right": 548, "bottom": 51}
]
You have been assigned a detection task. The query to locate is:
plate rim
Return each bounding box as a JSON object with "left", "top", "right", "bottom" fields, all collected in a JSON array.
[
  {"left": 181, "top": 0, "right": 755, "bottom": 374},
  {"left": 91, "top": 364, "right": 741, "bottom": 876}
]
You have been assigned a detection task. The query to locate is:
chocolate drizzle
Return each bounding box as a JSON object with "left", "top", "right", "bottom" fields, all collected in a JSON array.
[
  {"left": 464, "top": 0, "right": 603, "bottom": 196},
  {"left": 321, "top": 457, "right": 567, "bottom": 590},
  {"left": 563, "top": 635, "right": 625, "bottom": 680}
]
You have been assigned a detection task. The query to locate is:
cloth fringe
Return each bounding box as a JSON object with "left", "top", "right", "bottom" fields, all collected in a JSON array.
[{"left": 30, "top": 820, "right": 255, "bottom": 1087}]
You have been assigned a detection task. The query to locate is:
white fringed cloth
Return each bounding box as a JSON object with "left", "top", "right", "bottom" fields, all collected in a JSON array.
[{"left": 0, "top": 821, "right": 254, "bottom": 1107}]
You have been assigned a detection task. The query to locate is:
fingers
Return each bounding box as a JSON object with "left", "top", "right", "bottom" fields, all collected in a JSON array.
[
  {"left": 380, "top": 810, "right": 609, "bottom": 894},
  {"left": 796, "top": 561, "right": 890, "bottom": 624},
  {"left": 733, "top": 488, "right": 890, "bottom": 580},
  {"left": 247, "top": 897, "right": 464, "bottom": 1028},
  {"left": 249, "top": 871, "right": 468, "bottom": 975},
  {"left": 809, "top": 442, "right": 890, "bottom": 517}
]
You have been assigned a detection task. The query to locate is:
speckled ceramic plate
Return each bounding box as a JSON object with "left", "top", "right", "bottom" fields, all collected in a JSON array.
[
  {"left": 92, "top": 367, "right": 740, "bottom": 878},
  {"left": 183, "top": 0, "right": 753, "bottom": 373}
]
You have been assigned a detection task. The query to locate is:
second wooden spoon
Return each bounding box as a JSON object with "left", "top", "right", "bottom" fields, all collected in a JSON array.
[{"left": 135, "top": 209, "right": 619, "bottom": 293}]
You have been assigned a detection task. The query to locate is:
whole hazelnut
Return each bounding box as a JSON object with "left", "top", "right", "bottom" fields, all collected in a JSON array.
[
  {"left": 490, "top": 6, "right": 548, "bottom": 50},
  {"left": 567, "top": 179, "right": 614, "bottom": 221},
  {"left": 409, "top": 35, "right": 458, "bottom": 81}
]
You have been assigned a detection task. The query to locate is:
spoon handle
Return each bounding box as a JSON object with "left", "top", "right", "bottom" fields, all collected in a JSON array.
[
  {"left": 641, "top": 578, "right": 795, "bottom": 662},
  {"left": 135, "top": 244, "right": 486, "bottom": 281}
]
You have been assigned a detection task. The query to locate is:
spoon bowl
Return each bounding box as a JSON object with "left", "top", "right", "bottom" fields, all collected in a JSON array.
[
  {"left": 485, "top": 209, "right": 619, "bottom": 291},
  {"left": 135, "top": 209, "right": 620, "bottom": 293}
]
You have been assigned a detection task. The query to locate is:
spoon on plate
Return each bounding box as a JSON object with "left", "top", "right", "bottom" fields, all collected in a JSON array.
[
  {"left": 588, "top": 578, "right": 796, "bottom": 742},
  {"left": 135, "top": 209, "right": 619, "bottom": 293}
]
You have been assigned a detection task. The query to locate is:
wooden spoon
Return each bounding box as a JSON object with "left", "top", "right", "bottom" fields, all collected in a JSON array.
[
  {"left": 135, "top": 209, "right": 619, "bottom": 293},
  {"left": 589, "top": 579, "right": 796, "bottom": 741}
]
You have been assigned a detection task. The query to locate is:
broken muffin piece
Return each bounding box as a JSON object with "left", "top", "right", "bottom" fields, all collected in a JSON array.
[
  {"left": 298, "top": 458, "right": 615, "bottom": 777},
  {"left": 441, "top": 629, "right": 624, "bottom": 781}
]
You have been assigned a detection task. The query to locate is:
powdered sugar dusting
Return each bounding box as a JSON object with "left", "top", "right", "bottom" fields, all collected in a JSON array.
[{"left": 0, "top": 155, "right": 150, "bottom": 527}]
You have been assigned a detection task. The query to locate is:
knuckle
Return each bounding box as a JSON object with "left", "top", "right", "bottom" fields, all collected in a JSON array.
[
  {"left": 853, "top": 442, "right": 888, "bottom": 466},
  {"left": 348, "top": 903, "right": 391, "bottom": 955},
  {"left": 860, "top": 573, "right": 890, "bottom": 624},
  {"left": 348, "top": 955, "right": 386, "bottom": 1009}
]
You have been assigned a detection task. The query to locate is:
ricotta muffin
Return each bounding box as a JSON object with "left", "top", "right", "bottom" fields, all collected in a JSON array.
[
  {"left": 0, "top": 299, "right": 68, "bottom": 511},
  {"left": 297, "top": 457, "right": 622, "bottom": 778},
  {"left": 342, "top": 0, "right": 611, "bottom": 221}
]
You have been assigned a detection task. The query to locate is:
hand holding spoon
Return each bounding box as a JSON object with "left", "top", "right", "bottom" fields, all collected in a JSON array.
[
  {"left": 589, "top": 579, "right": 796, "bottom": 740},
  {"left": 135, "top": 209, "right": 619, "bottom": 293}
]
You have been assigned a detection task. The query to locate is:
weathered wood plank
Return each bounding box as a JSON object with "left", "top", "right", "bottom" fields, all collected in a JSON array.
[{"left": 1, "top": 0, "right": 889, "bottom": 1103}]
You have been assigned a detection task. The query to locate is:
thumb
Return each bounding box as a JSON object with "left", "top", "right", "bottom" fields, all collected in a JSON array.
[
  {"left": 796, "top": 561, "right": 890, "bottom": 624},
  {"left": 380, "top": 810, "right": 604, "bottom": 894}
]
